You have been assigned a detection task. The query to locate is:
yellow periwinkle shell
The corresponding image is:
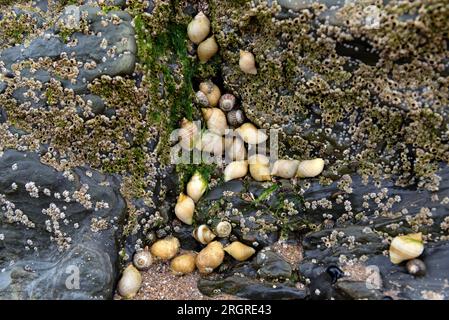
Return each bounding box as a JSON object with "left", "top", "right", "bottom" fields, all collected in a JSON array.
[
  {"left": 389, "top": 233, "right": 424, "bottom": 264},
  {"left": 171, "top": 253, "right": 197, "bottom": 275},
  {"left": 224, "top": 241, "right": 256, "bottom": 261},
  {"left": 150, "top": 236, "right": 180, "bottom": 260}
]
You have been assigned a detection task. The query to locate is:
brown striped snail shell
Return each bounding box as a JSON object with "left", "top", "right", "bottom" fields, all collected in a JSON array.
[
  {"left": 406, "top": 259, "right": 426, "bottom": 276},
  {"left": 195, "top": 90, "right": 209, "bottom": 107},
  {"left": 193, "top": 224, "right": 216, "bottom": 245},
  {"left": 219, "top": 93, "right": 236, "bottom": 112},
  {"left": 199, "top": 81, "right": 221, "bottom": 107},
  {"left": 226, "top": 109, "right": 245, "bottom": 127}
]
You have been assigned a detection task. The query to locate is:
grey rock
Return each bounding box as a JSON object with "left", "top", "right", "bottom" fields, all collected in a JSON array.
[
  {"left": 0, "top": 108, "right": 6, "bottom": 123},
  {"left": 0, "top": 5, "right": 136, "bottom": 109},
  {"left": 255, "top": 250, "right": 292, "bottom": 279},
  {"left": 79, "top": 94, "right": 105, "bottom": 117},
  {"left": 366, "top": 241, "right": 449, "bottom": 300},
  {"left": 277, "top": 0, "right": 345, "bottom": 11},
  {"left": 0, "top": 149, "right": 126, "bottom": 299},
  {"left": 334, "top": 280, "right": 384, "bottom": 300},
  {"left": 198, "top": 275, "right": 308, "bottom": 300},
  {"left": 299, "top": 168, "right": 449, "bottom": 299}
]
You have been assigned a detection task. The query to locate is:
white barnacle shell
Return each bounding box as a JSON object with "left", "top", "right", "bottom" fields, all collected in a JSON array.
[
  {"left": 187, "top": 12, "right": 210, "bottom": 44},
  {"left": 271, "top": 159, "right": 300, "bottom": 179},
  {"left": 296, "top": 158, "right": 325, "bottom": 178},
  {"left": 174, "top": 193, "right": 195, "bottom": 225},
  {"left": 193, "top": 224, "right": 216, "bottom": 245},
  {"left": 223, "top": 160, "right": 248, "bottom": 182},
  {"left": 389, "top": 233, "right": 424, "bottom": 264}
]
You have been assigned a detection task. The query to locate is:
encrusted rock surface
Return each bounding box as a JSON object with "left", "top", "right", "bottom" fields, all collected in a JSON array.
[
  {"left": 0, "top": 0, "right": 448, "bottom": 300},
  {"left": 0, "top": 149, "right": 126, "bottom": 299}
]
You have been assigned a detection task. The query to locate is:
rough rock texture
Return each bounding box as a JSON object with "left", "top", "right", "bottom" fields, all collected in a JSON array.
[
  {"left": 0, "top": 149, "right": 126, "bottom": 299},
  {"left": 0, "top": 0, "right": 448, "bottom": 301},
  {"left": 0, "top": 4, "right": 136, "bottom": 110},
  {"left": 196, "top": 180, "right": 307, "bottom": 248},
  {"left": 298, "top": 167, "right": 449, "bottom": 300},
  {"left": 216, "top": 0, "right": 448, "bottom": 188},
  {"left": 198, "top": 275, "right": 307, "bottom": 300}
]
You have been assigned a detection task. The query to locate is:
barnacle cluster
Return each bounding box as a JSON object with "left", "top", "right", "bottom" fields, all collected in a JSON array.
[
  {"left": 210, "top": 0, "right": 448, "bottom": 190},
  {"left": 0, "top": 0, "right": 448, "bottom": 300}
]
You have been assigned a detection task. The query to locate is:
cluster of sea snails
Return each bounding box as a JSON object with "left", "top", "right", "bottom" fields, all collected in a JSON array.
[
  {"left": 389, "top": 233, "right": 427, "bottom": 277},
  {"left": 187, "top": 12, "right": 217, "bottom": 63},
  {"left": 187, "top": 11, "right": 259, "bottom": 72},
  {"left": 117, "top": 11, "right": 329, "bottom": 299},
  {"left": 182, "top": 78, "right": 326, "bottom": 183},
  {"left": 117, "top": 234, "right": 256, "bottom": 298}
]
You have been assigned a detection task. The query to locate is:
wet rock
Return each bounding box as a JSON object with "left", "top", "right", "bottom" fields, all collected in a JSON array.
[
  {"left": 334, "top": 280, "right": 384, "bottom": 300},
  {"left": 198, "top": 275, "right": 308, "bottom": 300},
  {"left": 297, "top": 167, "right": 449, "bottom": 299},
  {"left": 0, "top": 149, "right": 126, "bottom": 299},
  {"left": 366, "top": 241, "right": 449, "bottom": 300},
  {"left": 308, "top": 271, "right": 335, "bottom": 300},
  {"left": 254, "top": 250, "right": 292, "bottom": 279},
  {"left": 336, "top": 39, "right": 380, "bottom": 66},
  {"left": 0, "top": 108, "right": 6, "bottom": 123},
  {"left": 0, "top": 5, "right": 136, "bottom": 107},
  {"left": 172, "top": 223, "right": 201, "bottom": 251},
  {"left": 78, "top": 94, "right": 106, "bottom": 118}
]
